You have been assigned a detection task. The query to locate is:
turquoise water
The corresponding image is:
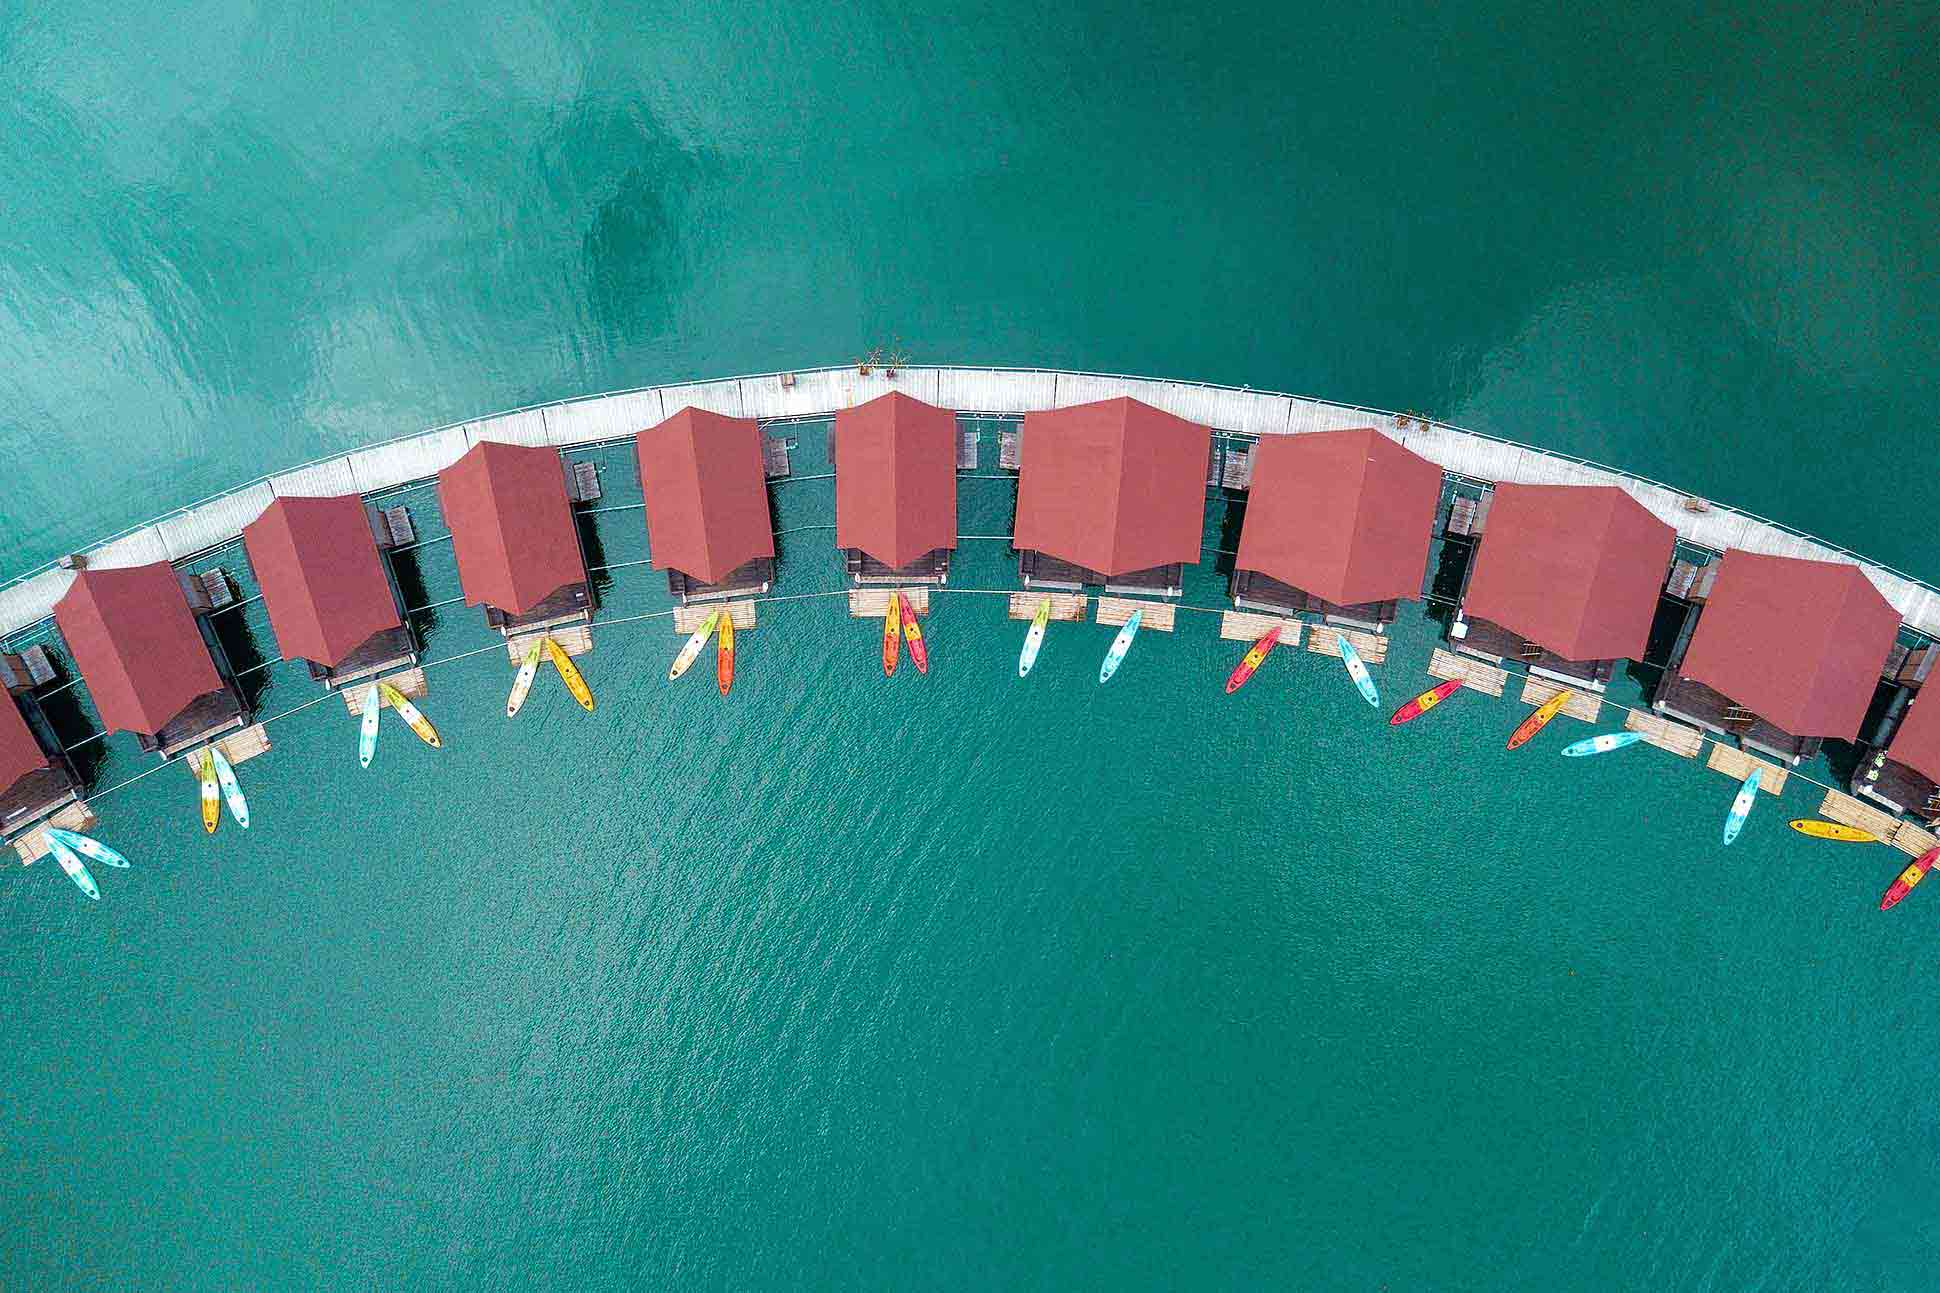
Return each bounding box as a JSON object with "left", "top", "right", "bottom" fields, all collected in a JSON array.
[{"left": 4, "top": 3, "right": 1940, "bottom": 1288}]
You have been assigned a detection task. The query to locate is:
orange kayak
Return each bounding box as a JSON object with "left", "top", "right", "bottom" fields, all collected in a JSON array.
[
  {"left": 1390, "top": 679, "right": 1463, "bottom": 726},
  {"left": 1506, "top": 688, "right": 1573, "bottom": 751},
  {"left": 1225, "top": 626, "right": 1282, "bottom": 694},
  {"left": 717, "top": 611, "right": 735, "bottom": 696},
  {"left": 898, "top": 592, "right": 928, "bottom": 674},
  {"left": 1881, "top": 847, "right": 1940, "bottom": 911},
  {"left": 882, "top": 591, "right": 900, "bottom": 676}
]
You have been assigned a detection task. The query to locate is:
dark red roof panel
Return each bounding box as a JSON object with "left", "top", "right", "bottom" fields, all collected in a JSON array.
[
  {"left": 635, "top": 409, "right": 775, "bottom": 584},
  {"left": 1886, "top": 689, "right": 1940, "bottom": 786},
  {"left": 1012, "top": 397, "right": 1210, "bottom": 575},
  {"left": 1235, "top": 428, "right": 1443, "bottom": 607},
  {"left": 1678, "top": 550, "right": 1900, "bottom": 739},
  {"left": 1463, "top": 484, "right": 1675, "bottom": 663},
  {"left": 0, "top": 698, "right": 51, "bottom": 794},
  {"left": 437, "top": 441, "right": 585, "bottom": 617},
  {"left": 834, "top": 392, "right": 959, "bottom": 570},
  {"left": 244, "top": 495, "right": 402, "bottom": 669},
  {"left": 54, "top": 563, "right": 223, "bottom": 738}
]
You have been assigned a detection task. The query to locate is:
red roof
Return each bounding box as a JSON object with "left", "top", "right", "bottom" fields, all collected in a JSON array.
[
  {"left": 1678, "top": 550, "right": 1900, "bottom": 738},
  {"left": 1235, "top": 429, "right": 1443, "bottom": 606},
  {"left": 244, "top": 495, "right": 402, "bottom": 669},
  {"left": 0, "top": 698, "right": 51, "bottom": 793},
  {"left": 1887, "top": 691, "right": 1940, "bottom": 785},
  {"left": 438, "top": 442, "right": 586, "bottom": 617},
  {"left": 54, "top": 563, "right": 224, "bottom": 738},
  {"left": 834, "top": 392, "right": 958, "bottom": 569},
  {"left": 1463, "top": 484, "right": 1675, "bottom": 662},
  {"left": 635, "top": 409, "right": 775, "bottom": 584},
  {"left": 1012, "top": 398, "right": 1210, "bottom": 575}
]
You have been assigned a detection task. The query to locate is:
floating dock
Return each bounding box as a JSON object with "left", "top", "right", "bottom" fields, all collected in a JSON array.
[
  {"left": 1704, "top": 743, "right": 1787, "bottom": 794},
  {"left": 1305, "top": 625, "right": 1387, "bottom": 665},
  {"left": 12, "top": 801, "right": 100, "bottom": 866},
  {"left": 1519, "top": 676, "right": 1600, "bottom": 723},
  {"left": 1427, "top": 647, "right": 1507, "bottom": 698},
  {"left": 1008, "top": 592, "right": 1087, "bottom": 622},
  {"left": 1624, "top": 709, "right": 1705, "bottom": 758},
  {"left": 1218, "top": 610, "right": 1303, "bottom": 645},
  {"left": 341, "top": 667, "right": 428, "bottom": 715},
  {"left": 507, "top": 622, "right": 592, "bottom": 662},
  {"left": 674, "top": 600, "right": 757, "bottom": 633},
  {"left": 1096, "top": 597, "right": 1175, "bottom": 632},
  {"left": 847, "top": 587, "right": 929, "bottom": 618},
  {"left": 1816, "top": 789, "right": 1940, "bottom": 858}
]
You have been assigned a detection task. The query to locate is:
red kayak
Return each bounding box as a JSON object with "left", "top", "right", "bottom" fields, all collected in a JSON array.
[
  {"left": 1225, "top": 626, "right": 1282, "bottom": 694},
  {"left": 897, "top": 592, "right": 929, "bottom": 675},
  {"left": 1389, "top": 679, "right": 1463, "bottom": 726},
  {"left": 1880, "top": 846, "right": 1940, "bottom": 911}
]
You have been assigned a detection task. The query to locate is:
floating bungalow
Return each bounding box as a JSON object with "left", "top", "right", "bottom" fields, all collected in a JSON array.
[
  {"left": 243, "top": 495, "right": 418, "bottom": 690},
  {"left": 438, "top": 441, "right": 595, "bottom": 635},
  {"left": 1452, "top": 484, "right": 1675, "bottom": 690},
  {"left": 0, "top": 681, "right": 80, "bottom": 843},
  {"left": 636, "top": 408, "right": 776, "bottom": 603},
  {"left": 1857, "top": 685, "right": 1940, "bottom": 821},
  {"left": 53, "top": 562, "right": 250, "bottom": 758},
  {"left": 1654, "top": 551, "right": 1901, "bottom": 763},
  {"left": 1230, "top": 427, "right": 1442, "bottom": 631},
  {"left": 1012, "top": 397, "right": 1210, "bottom": 596},
  {"left": 833, "top": 392, "right": 957, "bottom": 585}
]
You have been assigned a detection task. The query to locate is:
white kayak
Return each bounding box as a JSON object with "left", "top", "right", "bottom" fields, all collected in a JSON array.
[
  {"left": 211, "top": 747, "right": 249, "bottom": 829},
  {"left": 1099, "top": 609, "right": 1141, "bottom": 684},
  {"left": 1561, "top": 731, "right": 1644, "bottom": 758},
  {"left": 1336, "top": 634, "right": 1380, "bottom": 706},
  {"left": 1722, "top": 767, "right": 1761, "bottom": 846},
  {"left": 1018, "top": 598, "right": 1052, "bottom": 679},
  {"left": 47, "top": 828, "right": 128, "bottom": 868},
  {"left": 45, "top": 834, "right": 100, "bottom": 901},
  {"left": 669, "top": 611, "right": 719, "bottom": 682},
  {"left": 358, "top": 684, "right": 380, "bottom": 768},
  {"left": 506, "top": 638, "right": 543, "bottom": 717}
]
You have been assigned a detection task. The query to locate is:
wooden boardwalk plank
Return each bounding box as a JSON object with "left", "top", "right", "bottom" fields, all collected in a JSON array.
[
  {"left": 1427, "top": 647, "right": 1506, "bottom": 698},
  {"left": 1095, "top": 597, "right": 1175, "bottom": 632},
  {"left": 848, "top": 587, "right": 930, "bottom": 618},
  {"left": 1306, "top": 625, "right": 1387, "bottom": 664},
  {"left": 1518, "top": 676, "right": 1601, "bottom": 723},
  {"left": 341, "top": 667, "right": 428, "bottom": 714},
  {"left": 1008, "top": 592, "right": 1087, "bottom": 622},
  {"left": 1624, "top": 709, "right": 1704, "bottom": 758},
  {"left": 673, "top": 601, "right": 756, "bottom": 633},
  {"left": 12, "top": 801, "right": 99, "bottom": 866},
  {"left": 1817, "top": 789, "right": 1903, "bottom": 842},
  {"left": 1705, "top": 743, "right": 1787, "bottom": 795},
  {"left": 1893, "top": 821, "right": 1939, "bottom": 859},
  {"left": 1219, "top": 610, "right": 1304, "bottom": 646},
  {"left": 508, "top": 622, "right": 592, "bottom": 661}
]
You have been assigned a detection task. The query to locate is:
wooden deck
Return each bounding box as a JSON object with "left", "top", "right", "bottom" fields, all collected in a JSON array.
[
  {"left": 1427, "top": 647, "right": 1507, "bottom": 698},
  {"left": 673, "top": 600, "right": 756, "bottom": 633},
  {"left": 1704, "top": 743, "right": 1787, "bottom": 794},
  {"left": 1095, "top": 597, "right": 1175, "bottom": 632},
  {"left": 1519, "top": 676, "right": 1601, "bottom": 723},
  {"left": 507, "top": 622, "right": 592, "bottom": 662},
  {"left": 341, "top": 667, "right": 428, "bottom": 715},
  {"left": 1219, "top": 610, "right": 1304, "bottom": 646},
  {"left": 181, "top": 724, "right": 272, "bottom": 782},
  {"left": 847, "top": 587, "right": 930, "bottom": 618},
  {"left": 1305, "top": 625, "right": 1387, "bottom": 664},
  {"left": 1623, "top": 709, "right": 1704, "bottom": 758},
  {"left": 1008, "top": 592, "right": 1087, "bottom": 622},
  {"left": 1817, "top": 789, "right": 1940, "bottom": 858},
  {"left": 12, "top": 801, "right": 99, "bottom": 866}
]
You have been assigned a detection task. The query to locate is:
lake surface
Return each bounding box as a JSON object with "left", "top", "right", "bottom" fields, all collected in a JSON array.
[{"left": 2, "top": 3, "right": 1937, "bottom": 1288}]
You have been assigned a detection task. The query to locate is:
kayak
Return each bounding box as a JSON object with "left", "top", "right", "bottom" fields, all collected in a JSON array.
[
  {"left": 1722, "top": 767, "right": 1762, "bottom": 846},
  {"left": 1225, "top": 626, "right": 1282, "bottom": 694},
  {"left": 45, "top": 834, "right": 99, "bottom": 901},
  {"left": 1788, "top": 819, "right": 1877, "bottom": 843},
  {"left": 545, "top": 636, "right": 594, "bottom": 712},
  {"left": 669, "top": 610, "right": 719, "bottom": 681},
  {"left": 1881, "top": 846, "right": 1940, "bottom": 911},
  {"left": 380, "top": 681, "right": 442, "bottom": 748},
  {"left": 211, "top": 746, "right": 249, "bottom": 829},
  {"left": 358, "top": 683, "right": 380, "bottom": 767},
  {"left": 717, "top": 612, "right": 735, "bottom": 696},
  {"left": 198, "top": 750, "right": 220, "bottom": 834},
  {"left": 1018, "top": 597, "right": 1051, "bottom": 678},
  {"left": 1389, "top": 679, "right": 1463, "bottom": 726},
  {"left": 48, "top": 828, "right": 128, "bottom": 869},
  {"left": 507, "top": 639, "right": 543, "bottom": 717},
  {"left": 1099, "top": 609, "right": 1141, "bottom": 684},
  {"left": 882, "top": 591, "right": 901, "bottom": 676},
  {"left": 898, "top": 592, "right": 928, "bottom": 675},
  {"left": 1506, "top": 688, "right": 1574, "bottom": 751},
  {"left": 1561, "top": 731, "right": 1644, "bottom": 757},
  {"left": 1336, "top": 633, "right": 1379, "bottom": 707}
]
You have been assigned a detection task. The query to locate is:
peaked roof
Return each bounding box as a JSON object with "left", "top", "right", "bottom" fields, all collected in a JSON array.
[
  {"left": 834, "top": 392, "right": 958, "bottom": 569},
  {"left": 244, "top": 495, "right": 402, "bottom": 669},
  {"left": 54, "top": 563, "right": 224, "bottom": 738},
  {"left": 1012, "top": 397, "right": 1210, "bottom": 576},
  {"left": 1678, "top": 550, "right": 1900, "bottom": 738},
  {"left": 1887, "top": 690, "right": 1940, "bottom": 785},
  {"left": 1462, "top": 484, "right": 1675, "bottom": 663},
  {"left": 1235, "top": 428, "right": 1442, "bottom": 606},
  {"left": 635, "top": 408, "right": 775, "bottom": 584},
  {"left": 0, "top": 697, "right": 51, "bottom": 794},
  {"left": 437, "top": 441, "right": 585, "bottom": 617}
]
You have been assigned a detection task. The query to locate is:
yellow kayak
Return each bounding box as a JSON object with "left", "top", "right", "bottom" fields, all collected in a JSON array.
[
  {"left": 380, "top": 681, "right": 442, "bottom": 748},
  {"left": 1787, "top": 819, "right": 1878, "bottom": 843},
  {"left": 198, "top": 749, "right": 220, "bottom": 834},
  {"left": 669, "top": 610, "right": 719, "bottom": 681},
  {"left": 545, "top": 636, "right": 594, "bottom": 712}
]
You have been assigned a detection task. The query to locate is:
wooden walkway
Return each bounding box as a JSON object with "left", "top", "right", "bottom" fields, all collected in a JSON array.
[
  {"left": 12, "top": 801, "right": 99, "bottom": 866},
  {"left": 1219, "top": 610, "right": 1304, "bottom": 646},
  {"left": 1008, "top": 592, "right": 1087, "bottom": 622},
  {"left": 673, "top": 601, "right": 756, "bottom": 633},
  {"left": 1427, "top": 647, "right": 1507, "bottom": 698},
  {"left": 341, "top": 667, "right": 427, "bottom": 714},
  {"left": 1519, "top": 676, "right": 1600, "bottom": 723},
  {"left": 1624, "top": 710, "right": 1704, "bottom": 758},
  {"left": 1817, "top": 789, "right": 1940, "bottom": 858},
  {"left": 507, "top": 622, "right": 592, "bottom": 662},
  {"left": 1306, "top": 625, "right": 1386, "bottom": 664},
  {"left": 1705, "top": 743, "right": 1787, "bottom": 795},
  {"left": 1095, "top": 597, "right": 1175, "bottom": 632},
  {"left": 848, "top": 587, "right": 929, "bottom": 618}
]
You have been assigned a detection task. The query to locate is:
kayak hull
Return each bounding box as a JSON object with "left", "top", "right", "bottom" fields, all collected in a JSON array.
[
  {"left": 1788, "top": 819, "right": 1876, "bottom": 843},
  {"left": 507, "top": 641, "right": 542, "bottom": 716},
  {"left": 1561, "top": 732, "right": 1643, "bottom": 757},
  {"left": 1882, "top": 848, "right": 1940, "bottom": 910},
  {"left": 1722, "top": 768, "right": 1762, "bottom": 846},
  {"left": 717, "top": 613, "right": 735, "bottom": 696},
  {"left": 545, "top": 636, "right": 595, "bottom": 711},
  {"left": 1225, "top": 627, "right": 1282, "bottom": 694},
  {"left": 358, "top": 683, "right": 380, "bottom": 767},
  {"left": 199, "top": 751, "right": 220, "bottom": 834},
  {"left": 380, "top": 682, "right": 442, "bottom": 748},
  {"left": 882, "top": 594, "right": 900, "bottom": 676},
  {"left": 211, "top": 747, "right": 249, "bottom": 828},
  {"left": 1390, "top": 680, "right": 1463, "bottom": 726},
  {"left": 670, "top": 611, "right": 719, "bottom": 681},
  {"left": 1099, "top": 610, "right": 1141, "bottom": 684},
  {"left": 1507, "top": 690, "right": 1573, "bottom": 751},
  {"left": 1337, "top": 636, "right": 1379, "bottom": 706},
  {"left": 1018, "top": 598, "right": 1051, "bottom": 678},
  {"left": 897, "top": 593, "right": 928, "bottom": 674},
  {"left": 48, "top": 828, "right": 128, "bottom": 868},
  {"left": 46, "top": 836, "right": 99, "bottom": 901}
]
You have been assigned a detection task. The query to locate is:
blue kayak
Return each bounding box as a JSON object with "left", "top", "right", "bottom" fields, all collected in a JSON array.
[
  {"left": 1335, "top": 634, "right": 1380, "bottom": 707},
  {"left": 1561, "top": 732, "right": 1645, "bottom": 758},
  {"left": 1099, "top": 609, "right": 1141, "bottom": 684},
  {"left": 47, "top": 828, "right": 128, "bottom": 868},
  {"left": 45, "top": 834, "right": 100, "bottom": 901},
  {"left": 1722, "top": 767, "right": 1762, "bottom": 846}
]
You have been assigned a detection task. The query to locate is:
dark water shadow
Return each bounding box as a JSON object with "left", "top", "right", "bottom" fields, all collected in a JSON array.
[
  {"left": 208, "top": 611, "right": 271, "bottom": 713},
  {"left": 574, "top": 508, "right": 614, "bottom": 607},
  {"left": 388, "top": 548, "right": 441, "bottom": 643}
]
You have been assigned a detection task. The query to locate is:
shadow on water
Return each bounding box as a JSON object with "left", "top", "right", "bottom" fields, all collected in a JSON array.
[
  {"left": 34, "top": 663, "right": 106, "bottom": 787},
  {"left": 208, "top": 609, "right": 271, "bottom": 713},
  {"left": 1212, "top": 492, "right": 1246, "bottom": 580},
  {"left": 1425, "top": 535, "right": 1475, "bottom": 633},
  {"left": 388, "top": 547, "right": 441, "bottom": 643},
  {"left": 574, "top": 507, "right": 613, "bottom": 606}
]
